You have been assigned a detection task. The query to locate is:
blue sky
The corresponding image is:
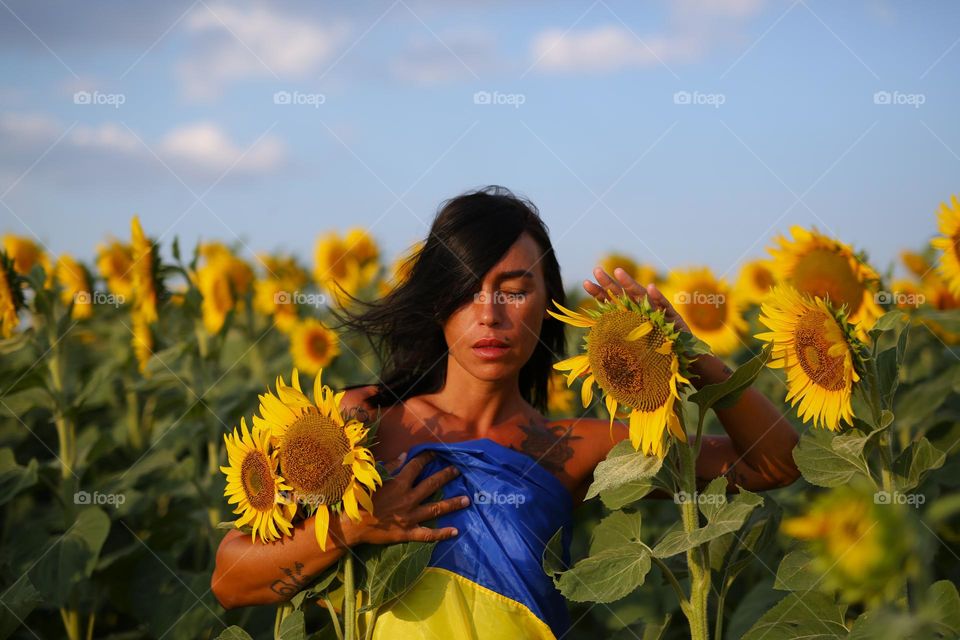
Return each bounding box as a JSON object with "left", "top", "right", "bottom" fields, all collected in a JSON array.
[{"left": 1, "top": 0, "right": 958, "bottom": 289}]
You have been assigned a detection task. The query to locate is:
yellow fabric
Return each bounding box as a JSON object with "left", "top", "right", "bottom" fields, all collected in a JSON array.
[{"left": 363, "top": 567, "right": 557, "bottom": 639}]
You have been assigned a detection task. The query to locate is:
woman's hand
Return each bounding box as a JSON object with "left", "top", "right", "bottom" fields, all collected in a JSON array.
[
  {"left": 583, "top": 266, "right": 691, "bottom": 334},
  {"left": 350, "top": 451, "right": 469, "bottom": 546}
]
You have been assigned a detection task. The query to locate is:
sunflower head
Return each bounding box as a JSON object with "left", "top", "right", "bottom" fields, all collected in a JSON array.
[
  {"left": 768, "top": 226, "right": 883, "bottom": 335},
  {"left": 220, "top": 417, "right": 296, "bottom": 543},
  {"left": 253, "top": 368, "right": 381, "bottom": 550},
  {"left": 55, "top": 254, "right": 94, "bottom": 320},
  {"left": 96, "top": 239, "right": 135, "bottom": 300},
  {"left": 2, "top": 234, "right": 53, "bottom": 278},
  {"left": 196, "top": 251, "right": 254, "bottom": 334},
  {"left": 756, "top": 283, "right": 865, "bottom": 431},
  {"left": 130, "top": 216, "right": 166, "bottom": 324},
  {"left": 548, "top": 292, "right": 696, "bottom": 458},
  {"left": 661, "top": 267, "right": 747, "bottom": 356},
  {"left": 598, "top": 253, "right": 660, "bottom": 288},
  {"left": 734, "top": 259, "right": 777, "bottom": 306},
  {"left": 289, "top": 318, "right": 340, "bottom": 375},
  {"left": 0, "top": 251, "right": 26, "bottom": 339},
  {"left": 314, "top": 230, "right": 381, "bottom": 305},
  {"left": 931, "top": 194, "right": 960, "bottom": 296}
]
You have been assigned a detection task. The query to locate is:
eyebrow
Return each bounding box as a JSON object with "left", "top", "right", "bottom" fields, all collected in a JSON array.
[{"left": 495, "top": 269, "right": 535, "bottom": 281}]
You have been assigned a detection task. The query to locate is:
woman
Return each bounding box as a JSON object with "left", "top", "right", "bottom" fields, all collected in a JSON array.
[{"left": 211, "top": 185, "right": 800, "bottom": 638}]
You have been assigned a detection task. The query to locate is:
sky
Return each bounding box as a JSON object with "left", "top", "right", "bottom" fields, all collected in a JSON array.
[{"left": 1, "top": 0, "right": 958, "bottom": 290}]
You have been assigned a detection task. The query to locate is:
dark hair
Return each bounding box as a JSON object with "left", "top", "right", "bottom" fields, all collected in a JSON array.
[{"left": 330, "top": 185, "right": 566, "bottom": 412}]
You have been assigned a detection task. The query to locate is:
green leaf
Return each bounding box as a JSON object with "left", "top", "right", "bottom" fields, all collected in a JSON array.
[
  {"left": 774, "top": 549, "right": 819, "bottom": 591},
  {"left": 869, "top": 309, "right": 908, "bottom": 338},
  {"left": 0, "top": 448, "right": 38, "bottom": 506},
  {"left": 925, "top": 580, "right": 960, "bottom": 636},
  {"left": 27, "top": 507, "right": 111, "bottom": 606},
  {"left": 875, "top": 325, "right": 909, "bottom": 407},
  {"left": 360, "top": 541, "right": 435, "bottom": 611},
  {"left": 652, "top": 490, "right": 763, "bottom": 558},
  {"left": 542, "top": 527, "right": 567, "bottom": 578},
  {"left": 0, "top": 575, "right": 43, "bottom": 639},
  {"left": 892, "top": 437, "right": 946, "bottom": 492},
  {"left": 585, "top": 440, "right": 663, "bottom": 502},
  {"left": 894, "top": 367, "right": 959, "bottom": 429},
  {"left": 697, "top": 476, "right": 728, "bottom": 522},
  {"left": 216, "top": 627, "right": 254, "bottom": 640},
  {"left": 688, "top": 343, "right": 772, "bottom": 429},
  {"left": 589, "top": 510, "right": 642, "bottom": 555},
  {"left": 556, "top": 542, "right": 651, "bottom": 603},
  {"left": 277, "top": 610, "right": 305, "bottom": 640},
  {"left": 741, "top": 591, "right": 848, "bottom": 639},
  {"left": 793, "top": 428, "right": 872, "bottom": 488}
]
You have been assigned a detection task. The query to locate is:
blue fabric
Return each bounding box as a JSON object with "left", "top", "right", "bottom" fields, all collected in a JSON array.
[{"left": 400, "top": 438, "right": 574, "bottom": 637}]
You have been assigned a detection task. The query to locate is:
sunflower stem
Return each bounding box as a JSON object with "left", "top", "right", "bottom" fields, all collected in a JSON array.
[
  {"left": 273, "top": 601, "right": 294, "bottom": 640},
  {"left": 48, "top": 343, "right": 76, "bottom": 480},
  {"left": 125, "top": 379, "right": 142, "bottom": 449},
  {"left": 59, "top": 608, "right": 80, "bottom": 640},
  {"left": 343, "top": 553, "right": 357, "bottom": 640},
  {"left": 678, "top": 441, "right": 710, "bottom": 640},
  {"left": 324, "top": 597, "right": 344, "bottom": 640}
]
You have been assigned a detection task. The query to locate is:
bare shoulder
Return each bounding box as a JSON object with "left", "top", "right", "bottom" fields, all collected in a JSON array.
[
  {"left": 339, "top": 384, "right": 379, "bottom": 423},
  {"left": 548, "top": 416, "right": 630, "bottom": 465}
]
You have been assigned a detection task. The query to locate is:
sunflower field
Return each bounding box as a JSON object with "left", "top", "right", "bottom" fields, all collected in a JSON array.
[{"left": 1, "top": 196, "right": 959, "bottom": 639}]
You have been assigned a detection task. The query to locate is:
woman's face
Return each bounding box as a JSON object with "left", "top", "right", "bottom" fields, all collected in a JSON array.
[{"left": 441, "top": 232, "right": 551, "bottom": 382}]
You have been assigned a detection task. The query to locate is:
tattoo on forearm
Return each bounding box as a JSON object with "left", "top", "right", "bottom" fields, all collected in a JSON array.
[
  {"left": 344, "top": 405, "right": 370, "bottom": 424},
  {"left": 510, "top": 423, "right": 582, "bottom": 475},
  {"left": 270, "top": 561, "right": 308, "bottom": 597}
]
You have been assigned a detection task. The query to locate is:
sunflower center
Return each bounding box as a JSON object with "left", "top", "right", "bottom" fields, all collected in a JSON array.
[
  {"left": 794, "top": 309, "right": 846, "bottom": 391},
  {"left": 587, "top": 310, "right": 673, "bottom": 412},
  {"left": 791, "top": 249, "right": 864, "bottom": 316},
  {"left": 279, "top": 411, "right": 353, "bottom": 505},
  {"left": 682, "top": 282, "right": 727, "bottom": 331},
  {"left": 753, "top": 267, "right": 774, "bottom": 291},
  {"left": 241, "top": 451, "right": 276, "bottom": 511},
  {"left": 307, "top": 330, "right": 330, "bottom": 361}
]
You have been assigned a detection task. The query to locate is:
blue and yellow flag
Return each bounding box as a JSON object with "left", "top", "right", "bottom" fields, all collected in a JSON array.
[{"left": 367, "top": 438, "right": 574, "bottom": 639}]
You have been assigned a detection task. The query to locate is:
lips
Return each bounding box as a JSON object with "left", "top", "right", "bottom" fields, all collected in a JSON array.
[{"left": 473, "top": 338, "right": 509, "bottom": 348}]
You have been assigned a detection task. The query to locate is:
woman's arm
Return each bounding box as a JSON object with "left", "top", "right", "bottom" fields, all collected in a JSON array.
[
  {"left": 211, "top": 451, "right": 469, "bottom": 609},
  {"left": 687, "top": 353, "right": 800, "bottom": 491}
]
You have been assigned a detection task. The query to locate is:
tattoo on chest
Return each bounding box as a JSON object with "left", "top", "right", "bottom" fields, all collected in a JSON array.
[
  {"left": 510, "top": 423, "right": 582, "bottom": 475},
  {"left": 270, "top": 560, "right": 308, "bottom": 597}
]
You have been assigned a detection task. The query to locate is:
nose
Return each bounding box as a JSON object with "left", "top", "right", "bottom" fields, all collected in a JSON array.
[{"left": 477, "top": 290, "right": 502, "bottom": 327}]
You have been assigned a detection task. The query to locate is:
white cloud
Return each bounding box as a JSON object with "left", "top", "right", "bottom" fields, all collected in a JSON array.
[
  {"left": 178, "top": 2, "right": 350, "bottom": 100},
  {"left": 0, "top": 112, "right": 287, "bottom": 183},
  {"left": 159, "top": 122, "right": 285, "bottom": 174},
  {"left": 530, "top": 0, "right": 766, "bottom": 74}
]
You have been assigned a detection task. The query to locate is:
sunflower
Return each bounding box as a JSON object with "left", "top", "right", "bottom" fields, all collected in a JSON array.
[
  {"left": 220, "top": 417, "right": 296, "bottom": 543},
  {"left": 96, "top": 239, "right": 135, "bottom": 300},
  {"left": 2, "top": 234, "right": 53, "bottom": 278},
  {"left": 55, "top": 254, "right": 93, "bottom": 320},
  {"left": 781, "top": 484, "right": 917, "bottom": 605},
  {"left": 196, "top": 251, "right": 254, "bottom": 334},
  {"left": 253, "top": 279, "right": 299, "bottom": 333},
  {"left": 755, "top": 283, "right": 863, "bottom": 431},
  {"left": 549, "top": 293, "right": 695, "bottom": 458},
  {"left": 932, "top": 194, "right": 960, "bottom": 296},
  {"left": 734, "top": 259, "right": 777, "bottom": 306},
  {"left": 599, "top": 253, "right": 660, "bottom": 287},
  {"left": 289, "top": 318, "right": 340, "bottom": 375},
  {"left": 0, "top": 251, "right": 25, "bottom": 339},
  {"left": 253, "top": 368, "right": 381, "bottom": 550},
  {"left": 768, "top": 226, "right": 883, "bottom": 334},
  {"left": 130, "top": 216, "right": 160, "bottom": 324},
  {"left": 661, "top": 267, "right": 747, "bottom": 356},
  {"left": 314, "top": 230, "right": 380, "bottom": 305}
]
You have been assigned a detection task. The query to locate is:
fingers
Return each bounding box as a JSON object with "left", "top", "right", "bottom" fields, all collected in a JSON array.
[
  {"left": 410, "top": 464, "right": 461, "bottom": 503},
  {"left": 584, "top": 266, "right": 650, "bottom": 303},
  {"left": 407, "top": 526, "right": 459, "bottom": 542},
  {"left": 409, "top": 494, "right": 471, "bottom": 523},
  {"left": 383, "top": 451, "right": 408, "bottom": 475},
  {"left": 394, "top": 451, "right": 435, "bottom": 484}
]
